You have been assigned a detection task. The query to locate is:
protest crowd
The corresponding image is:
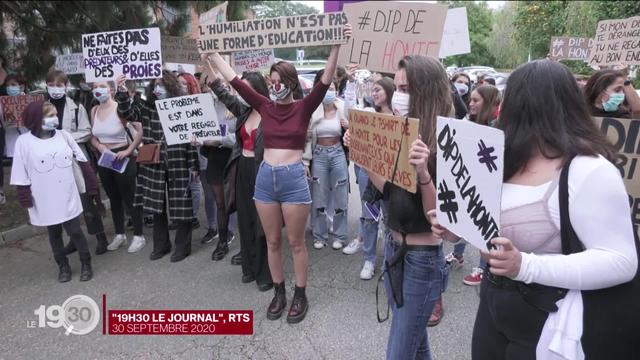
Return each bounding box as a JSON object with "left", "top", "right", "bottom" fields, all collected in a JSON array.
[{"left": 1, "top": 1, "right": 639, "bottom": 359}]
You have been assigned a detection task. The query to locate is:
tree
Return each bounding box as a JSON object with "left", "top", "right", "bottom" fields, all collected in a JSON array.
[
  {"left": 442, "top": 1, "right": 495, "bottom": 67},
  {"left": 487, "top": 2, "right": 527, "bottom": 69},
  {"left": 513, "top": 1, "right": 569, "bottom": 61}
]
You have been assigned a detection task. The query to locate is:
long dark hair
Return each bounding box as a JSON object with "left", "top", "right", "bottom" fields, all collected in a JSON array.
[
  {"left": 146, "top": 70, "right": 181, "bottom": 104},
  {"left": 399, "top": 55, "right": 453, "bottom": 150},
  {"left": 241, "top": 71, "right": 269, "bottom": 98},
  {"left": 499, "top": 60, "right": 616, "bottom": 180},
  {"left": 583, "top": 69, "right": 625, "bottom": 113}
]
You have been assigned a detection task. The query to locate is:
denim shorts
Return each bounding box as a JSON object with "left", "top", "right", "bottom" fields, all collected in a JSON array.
[{"left": 253, "top": 161, "right": 312, "bottom": 205}]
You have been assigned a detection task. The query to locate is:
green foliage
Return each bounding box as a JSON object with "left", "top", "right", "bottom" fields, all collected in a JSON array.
[
  {"left": 487, "top": 2, "right": 527, "bottom": 69},
  {"left": 513, "top": 1, "right": 569, "bottom": 60}
]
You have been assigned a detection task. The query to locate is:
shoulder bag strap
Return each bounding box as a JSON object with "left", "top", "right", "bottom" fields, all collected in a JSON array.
[{"left": 559, "top": 155, "right": 585, "bottom": 255}]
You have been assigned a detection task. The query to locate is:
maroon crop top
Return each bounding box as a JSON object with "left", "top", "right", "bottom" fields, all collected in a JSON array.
[{"left": 230, "top": 77, "right": 329, "bottom": 150}]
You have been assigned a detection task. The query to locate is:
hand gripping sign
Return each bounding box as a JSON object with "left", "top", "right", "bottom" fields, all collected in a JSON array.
[{"left": 436, "top": 117, "right": 505, "bottom": 251}]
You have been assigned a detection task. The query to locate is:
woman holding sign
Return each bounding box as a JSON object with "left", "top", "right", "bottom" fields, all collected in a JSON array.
[
  {"left": 431, "top": 60, "right": 638, "bottom": 359},
  {"left": 345, "top": 55, "right": 453, "bottom": 359},
  {"left": 209, "top": 24, "right": 352, "bottom": 324},
  {"left": 115, "top": 71, "right": 200, "bottom": 263},
  {"left": 89, "top": 80, "right": 145, "bottom": 254}
]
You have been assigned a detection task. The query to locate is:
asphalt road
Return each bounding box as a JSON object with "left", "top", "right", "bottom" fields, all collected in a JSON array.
[{"left": 0, "top": 166, "right": 481, "bottom": 359}]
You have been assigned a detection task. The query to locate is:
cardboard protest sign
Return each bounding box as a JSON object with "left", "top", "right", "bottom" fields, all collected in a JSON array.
[
  {"left": 348, "top": 109, "right": 419, "bottom": 193},
  {"left": 436, "top": 117, "right": 504, "bottom": 251},
  {"left": 589, "top": 16, "right": 640, "bottom": 66},
  {"left": 233, "top": 49, "right": 275, "bottom": 73},
  {"left": 192, "top": 2, "right": 228, "bottom": 39},
  {"left": 339, "top": 1, "right": 447, "bottom": 73},
  {"left": 198, "top": 13, "right": 349, "bottom": 53},
  {"left": 0, "top": 94, "right": 46, "bottom": 126},
  {"left": 161, "top": 36, "right": 200, "bottom": 65},
  {"left": 199, "top": 1, "right": 228, "bottom": 25},
  {"left": 82, "top": 27, "right": 162, "bottom": 82},
  {"left": 549, "top": 36, "right": 593, "bottom": 61},
  {"left": 156, "top": 94, "right": 220, "bottom": 146},
  {"left": 594, "top": 117, "right": 640, "bottom": 238},
  {"left": 439, "top": 7, "right": 470, "bottom": 58},
  {"left": 55, "top": 53, "right": 85, "bottom": 75}
]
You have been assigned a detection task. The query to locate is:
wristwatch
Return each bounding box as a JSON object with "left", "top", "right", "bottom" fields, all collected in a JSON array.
[{"left": 624, "top": 80, "right": 632, "bottom": 86}]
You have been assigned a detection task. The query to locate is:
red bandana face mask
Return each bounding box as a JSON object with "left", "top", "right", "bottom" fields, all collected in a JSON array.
[{"left": 269, "top": 82, "right": 290, "bottom": 101}]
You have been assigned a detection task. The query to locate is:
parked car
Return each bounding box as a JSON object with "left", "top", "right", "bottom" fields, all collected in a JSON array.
[
  {"left": 492, "top": 73, "right": 509, "bottom": 93},
  {"left": 461, "top": 66, "right": 497, "bottom": 82}
]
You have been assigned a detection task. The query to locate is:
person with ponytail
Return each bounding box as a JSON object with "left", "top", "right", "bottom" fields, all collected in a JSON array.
[{"left": 11, "top": 101, "right": 98, "bottom": 282}]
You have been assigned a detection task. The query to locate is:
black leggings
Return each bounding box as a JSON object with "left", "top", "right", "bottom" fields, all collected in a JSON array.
[
  {"left": 206, "top": 148, "right": 232, "bottom": 243},
  {"left": 237, "top": 155, "right": 271, "bottom": 284},
  {"left": 97, "top": 147, "right": 142, "bottom": 235},
  {"left": 47, "top": 216, "right": 90, "bottom": 262},
  {"left": 471, "top": 278, "right": 549, "bottom": 360}
]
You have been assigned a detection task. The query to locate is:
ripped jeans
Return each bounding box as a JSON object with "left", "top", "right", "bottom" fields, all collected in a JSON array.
[{"left": 311, "top": 143, "right": 349, "bottom": 244}]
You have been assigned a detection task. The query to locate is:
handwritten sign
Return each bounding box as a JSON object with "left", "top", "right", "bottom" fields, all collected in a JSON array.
[
  {"left": 192, "top": 2, "right": 228, "bottom": 39},
  {"left": 339, "top": 1, "right": 447, "bottom": 73},
  {"left": 348, "top": 109, "right": 419, "bottom": 193},
  {"left": 439, "top": 7, "right": 470, "bottom": 58},
  {"left": 436, "top": 117, "right": 504, "bottom": 251},
  {"left": 233, "top": 49, "right": 275, "bottom": 73},
  {"left": 198, "top": 13, "right": 349, "bottom": 53},
  {"left": 549, "top": 36, "right": 593, "bottom": 61},
  {"left": 161, "top": 36, "right": 201, "bottom": 65},
  {"left": 156, "top": 94, "right": 220, "bottom": 146},
  {"left": 55, "top": 53, "right": 85, "bottom": 75},
  {"left": 589, "top": 16, "right": 640, "bottom": 66},
  {"left": 82, "top": 27, "right": 162, "bottom": 82},
  {"left": 595, "top": 117, "right": 640, "bottom": 238},
  {"left": 0, "top": 94, "right": 46, "bottom": 126}
]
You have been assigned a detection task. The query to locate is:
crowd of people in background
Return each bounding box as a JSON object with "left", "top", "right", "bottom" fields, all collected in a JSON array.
[{"left": 0, "top": 20, "right": 639, "bottom": 359}]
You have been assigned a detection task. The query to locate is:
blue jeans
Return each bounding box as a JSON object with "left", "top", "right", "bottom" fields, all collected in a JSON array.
[
  {"left": 356, "top": 165, "right": 380, "bottom": 263},
  {"left": 254, "top": 161, "right": 311, "bottom": 205},
  {"left": 453, "top": 242, "right": 488, "bottom": 269},
  {"left": 311, "top": 144, "right": 349, "bottom": 244},
  {"left": 384, "top": 232, "right": 448, "bottom": 360}
]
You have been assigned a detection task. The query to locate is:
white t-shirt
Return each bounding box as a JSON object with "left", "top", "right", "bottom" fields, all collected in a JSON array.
[{"left": 10, "top": 130, "right": 87, "bottom": 226}]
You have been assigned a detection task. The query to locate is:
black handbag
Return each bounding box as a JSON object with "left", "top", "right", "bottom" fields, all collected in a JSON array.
[
  {"left": 559, "top": 156, "right": 640, "bottom": 358},
  {"left": 376, "top": 234, "right": 408, "bottom": 323}
]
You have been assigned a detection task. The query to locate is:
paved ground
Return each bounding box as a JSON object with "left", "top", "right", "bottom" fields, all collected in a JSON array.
[{"left": 0, "top": 167, "right": 480, "bottom": 359}]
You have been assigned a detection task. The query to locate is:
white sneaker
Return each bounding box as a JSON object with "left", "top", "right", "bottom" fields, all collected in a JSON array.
[
  {"left": 107, "top": 234, "right": 127, "bottom": 251},
  {"left": 332, "top": 240, "right": 344, "bottom": 250},
  {"left": 127, "top": 235, "right": 146, "bottom": 253},
  {"left": 313, "top": 241, "right": 326, "bottom": 249},
  {"left": 342, "top": 238, "right": 363, "bottom": 255},
  {"left": 360, "top": 261, "right": 375, "bottom": 280}
]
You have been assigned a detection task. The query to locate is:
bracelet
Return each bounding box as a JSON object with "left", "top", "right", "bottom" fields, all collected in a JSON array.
[{"left": 419, "top": 176, "right": 432, "bottom": 186}]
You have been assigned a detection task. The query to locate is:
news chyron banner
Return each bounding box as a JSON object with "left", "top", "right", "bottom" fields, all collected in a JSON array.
[{"left": 28, "top": 294, "right": 253, "bottom": 336}]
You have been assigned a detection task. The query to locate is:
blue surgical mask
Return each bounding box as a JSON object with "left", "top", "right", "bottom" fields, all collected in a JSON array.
[
  {"left": 6, "top": 86, "right": 21, "bottom": 97},
  {"left": 92, "top": 88, "right": 110, "bottom": 103},
  {"left": 603, "top": 92, "right": 625, "bottom": 112},
  {"left": 47, "top": 86, "right": 66, "bottom": 100},
  {"left": 42, "top": 116, "right": 59, "bottom": 131},
  {"left": 323, "top": 90, "right": 336, "bottom": 105},
  {"left": 154, "top": 85, "right": 167, "bottom": 100}
]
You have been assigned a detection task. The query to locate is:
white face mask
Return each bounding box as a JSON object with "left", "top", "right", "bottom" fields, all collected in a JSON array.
[
  {"left": 47, "top": 86, "right": 66, "bottom": 100},
  {"left": 153, "top": 85, "right": 167, "bottom": 100},
  {"left": 454, "top": 82, "right": 469, "bottom": 96},
  {"left": 42, "top": 116, "right": 59, "bottom": 131},
  {"left": 391, "top": 91, "right": 410, "bottom": 116}
]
